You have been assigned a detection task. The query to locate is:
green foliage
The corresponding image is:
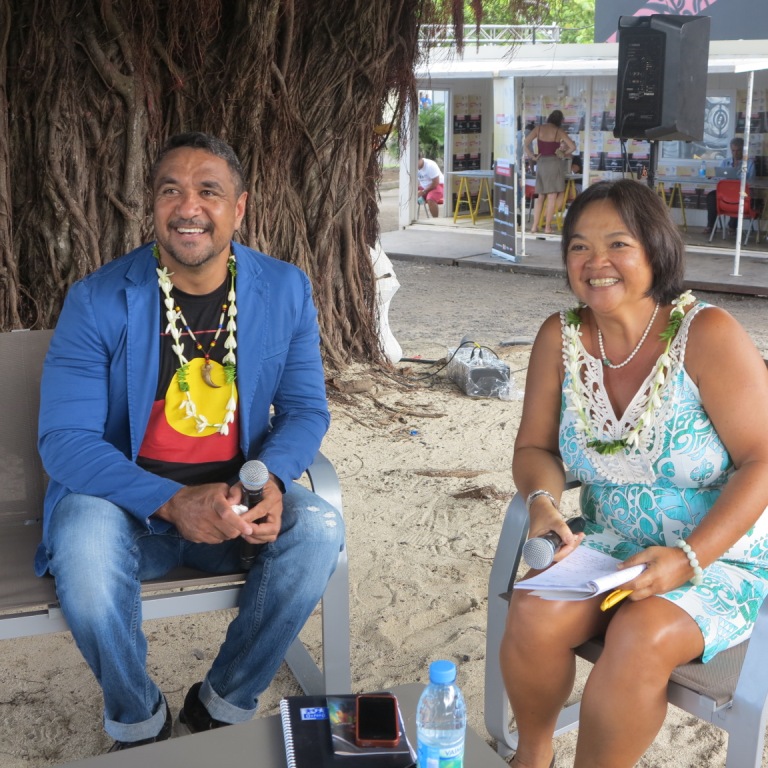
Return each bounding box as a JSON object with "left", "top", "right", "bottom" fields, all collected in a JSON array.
[
  {"left": 587, "top": 438, "right": 630, "bottom": 455},
  {"left": 542, "top": 0, "right": 595, "bottom": 43},
  {"left": 457, "top": 0, "right": 595, "bottom": 44},
  {"left": 565, "top": 307, "right": 583, "bottom": 327},
  {"left": 387, "top": 103, "right": 446, "bottom": 165}
]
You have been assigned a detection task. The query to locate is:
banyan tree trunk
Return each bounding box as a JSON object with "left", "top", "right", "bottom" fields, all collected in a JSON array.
[{"left": 0, "top": 0, "right": 423, "bottom": 368}]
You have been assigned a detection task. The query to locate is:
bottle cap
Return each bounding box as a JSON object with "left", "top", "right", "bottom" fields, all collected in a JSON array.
[{"left": 429, "top": 659, "right": 457, "bottom": 684}]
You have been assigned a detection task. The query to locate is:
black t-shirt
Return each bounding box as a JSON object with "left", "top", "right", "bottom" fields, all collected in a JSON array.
[{"left": 137, "top": 279, "right": 244, "bottom": 485}]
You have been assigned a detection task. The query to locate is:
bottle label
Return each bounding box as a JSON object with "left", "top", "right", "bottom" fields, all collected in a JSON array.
[{"left": 417, "top": 741, "right": 464, "bottom": 767}]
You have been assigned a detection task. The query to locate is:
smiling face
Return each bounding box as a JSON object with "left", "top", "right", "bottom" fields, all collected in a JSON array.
[
  {"left": 153, "top": 147, "right": 247, "bottom": 280},
  {"left": 565, "top": 199, "right": 654, "bottom": 315}
]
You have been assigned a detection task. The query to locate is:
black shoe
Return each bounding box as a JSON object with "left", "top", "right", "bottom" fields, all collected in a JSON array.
[
  {"left": 177, "top": 682, "right": 228, "bottom": 734},
  {"left": 108, "top": 697, "right": 172, "bottom": 752}
]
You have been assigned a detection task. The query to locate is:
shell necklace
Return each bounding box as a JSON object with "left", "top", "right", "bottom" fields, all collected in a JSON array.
[
  {"left": 153, "top": 244, "right": 238, "bottom": 435},
  {"left": 597, "top": 300, "right": 660, "bottom": 368},
  {"left": 564, "top": 291, "right": 695, "bottom": 455}
]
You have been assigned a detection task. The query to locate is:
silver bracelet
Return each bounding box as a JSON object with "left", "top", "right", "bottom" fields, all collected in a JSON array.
[
  {"left": 525, "top": 489, "right": 560, "bottom": 514},
  {"left": 675, "top": 538, "right": 704, "bottom": 586}
]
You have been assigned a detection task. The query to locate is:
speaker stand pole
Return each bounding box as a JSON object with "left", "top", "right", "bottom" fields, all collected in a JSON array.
[{"left": 647, "top": 140, "right": 658, "bottom": 189}]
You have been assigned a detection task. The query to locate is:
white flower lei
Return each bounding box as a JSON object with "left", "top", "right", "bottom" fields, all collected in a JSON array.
[
  {"left": 154, "top": 245, "right": 238, "bottom": 435},
  {"left": 564, "top": 290, "right": 696, "bottom": 455}
]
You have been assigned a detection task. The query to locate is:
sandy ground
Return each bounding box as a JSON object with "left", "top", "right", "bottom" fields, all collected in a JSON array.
[{"left": 2, "top": 183, "right": 768, "bottom": 766}]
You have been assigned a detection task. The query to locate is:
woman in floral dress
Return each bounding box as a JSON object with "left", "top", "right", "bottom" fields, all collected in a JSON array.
[{"left": 501, "top": 179, "right": 768, "bottom": 768}]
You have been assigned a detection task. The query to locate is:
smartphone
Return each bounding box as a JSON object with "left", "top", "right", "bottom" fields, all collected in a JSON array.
[{"left": 354, "top": 693, "right": 400, "bottom": 748}]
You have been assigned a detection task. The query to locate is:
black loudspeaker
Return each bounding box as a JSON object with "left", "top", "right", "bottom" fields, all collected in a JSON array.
[{"left": 614, "top": 15, "right": 710, "bottom": 142}]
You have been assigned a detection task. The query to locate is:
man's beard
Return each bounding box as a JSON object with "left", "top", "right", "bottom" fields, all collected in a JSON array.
[
  {"left": 160, "top": 241, "right": 217, "bottom": 269},
  {"left": 158, "top": 219, "right": 218, "bottom": 269}
]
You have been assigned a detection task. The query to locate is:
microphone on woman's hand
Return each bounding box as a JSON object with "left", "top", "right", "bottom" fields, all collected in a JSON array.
[
  {"left": 238, "top": 460, "right": 269, "bottom": 570},
  {"left": 522, "top": 517, "right": 586, "bottom": 570}
]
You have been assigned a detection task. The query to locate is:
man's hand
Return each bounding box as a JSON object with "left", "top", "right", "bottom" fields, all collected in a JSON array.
[
  {"left": 154, "top": 483, "right": 245, "bottom": 543},
  {"left": 233, "top": 475, "right": 284, "bottom": 544}
]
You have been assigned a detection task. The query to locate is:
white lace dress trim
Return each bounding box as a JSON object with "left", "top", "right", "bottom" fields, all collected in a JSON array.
[{"left": 559, "top": 303, "right": 705, "bottom": 486}]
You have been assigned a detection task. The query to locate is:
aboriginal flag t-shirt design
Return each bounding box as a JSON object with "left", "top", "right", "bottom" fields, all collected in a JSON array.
[{"left": 137, "top": 279, "right": 244, "bottom": 485}]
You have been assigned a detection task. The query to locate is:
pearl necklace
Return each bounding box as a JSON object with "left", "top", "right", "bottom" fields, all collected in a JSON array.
[
  {"left": 154, "top": 245, "right": 238, "bottom": 436},
  {"left": 564, "top": 291, "right": 695, "bottom": 455},
  {"left": 597, "top": 301, "right": 660, "bottom": 368}
]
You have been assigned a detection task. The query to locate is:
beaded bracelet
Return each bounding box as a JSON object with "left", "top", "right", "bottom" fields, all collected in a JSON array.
[
  {"left": 675, "top": 538, "right": 704, "bottom": 586},
  {"left": 525, "top": 489, "right": 560, "bottom": 514}
]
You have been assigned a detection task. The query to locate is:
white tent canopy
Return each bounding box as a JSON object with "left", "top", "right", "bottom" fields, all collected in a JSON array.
[
  {"left": 416, "top": 40, "right": 768, "bottom": 80},
  {"left": 412, "top": 40, "right": 768, "bottom": 269}
]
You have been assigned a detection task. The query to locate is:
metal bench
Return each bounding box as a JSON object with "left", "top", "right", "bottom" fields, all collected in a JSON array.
[{"left": 0, "top": 328, "right": 351, "bottom": 696}]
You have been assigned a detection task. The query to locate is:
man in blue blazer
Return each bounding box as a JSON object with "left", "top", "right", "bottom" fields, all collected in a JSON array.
[{"left": 37, "top": 133, "right": 344, "bottom": 751}]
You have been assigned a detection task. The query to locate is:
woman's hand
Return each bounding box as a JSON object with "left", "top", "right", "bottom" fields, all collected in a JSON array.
[
  {"left": 550, "top": 518, "right": 585, "bottom": 563},
  {"left": 617, "top": 545, "right": 697, "bottom": 600},
  {"left": 527, "top": 496, "right": 584, "bottom": 565}
]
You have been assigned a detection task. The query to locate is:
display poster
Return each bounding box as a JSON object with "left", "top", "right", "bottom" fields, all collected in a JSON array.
[
  {"left": 453, "top": 93, "right": 482, "bottom": 171},
  {"left": 492, "top": 159, "right": 516, "bottom": 262},
  {"left": 493, "top": 77, "right": 516, "bottom": 165},
  {"left": 595, "top": 0, "right": 768, "bottom": 42}
]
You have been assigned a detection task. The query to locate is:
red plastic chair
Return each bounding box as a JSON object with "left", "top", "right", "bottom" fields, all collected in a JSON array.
[
  {"left": 709, "top": 180, "right": 762, "bottom": 244},
  {"left": 524, "top": 183, "right": 537, "bottom": 222}
]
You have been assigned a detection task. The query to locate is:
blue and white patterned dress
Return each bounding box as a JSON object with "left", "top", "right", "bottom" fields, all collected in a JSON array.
[{"left": 559, "top": 302, "right": 768, "bottom": 662}]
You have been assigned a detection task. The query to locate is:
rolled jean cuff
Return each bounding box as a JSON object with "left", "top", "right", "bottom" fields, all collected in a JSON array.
[
  {"left": 105, "top": 695, "right": 167, "bottom": 742},
  {"left": 201, "top": 678, "right": 256, "bottom": 724}
]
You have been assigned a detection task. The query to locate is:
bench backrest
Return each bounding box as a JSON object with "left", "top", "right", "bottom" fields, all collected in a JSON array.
[
  {"left": 1, "top": 329, "right": 50, "bottom": 526},
  {"left": 0, "top": 331, "right": 57, "bottom": 616}
]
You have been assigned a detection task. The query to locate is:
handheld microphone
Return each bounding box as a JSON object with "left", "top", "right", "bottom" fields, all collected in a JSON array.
[
  {"left": 522, "top": 517, "right": 586, "bottom": 570},
  {"left": 238, "top": 460, "right": 269, "bottom": 570}
]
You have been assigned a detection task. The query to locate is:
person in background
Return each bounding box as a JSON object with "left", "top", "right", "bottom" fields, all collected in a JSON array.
[
  {"left": 704, "top": 137, "right": 757, "bottom": 235},
  {"left": 419, "top": 91, "right": 432, "bottom": 110},
  {"left": 562, "top": 153, "right": 583, "bottom": 207},
  {"left": 569, "top": 154, "right": 583, "bottom": 187},
  {"left": 36, "top": 132, "right": 344, "bottom": 753},
  {"left": 525, "top": 110, "right": 576, "bottom": 235},
  {"left": 417, "top": 154, "right": 444, "bottom": 218},
  {"left": 502, "top": 179, "right": 768, "bottom": 767}
]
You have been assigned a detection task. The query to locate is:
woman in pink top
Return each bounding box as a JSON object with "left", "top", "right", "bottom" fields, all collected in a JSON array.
[{"left": 524, "top": 110, "right": 576, "bottom": 234}]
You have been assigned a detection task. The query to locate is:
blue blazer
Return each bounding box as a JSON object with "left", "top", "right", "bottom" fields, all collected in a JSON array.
[{"left": 36, "top": 242, "right": 329, "bottom": 575}]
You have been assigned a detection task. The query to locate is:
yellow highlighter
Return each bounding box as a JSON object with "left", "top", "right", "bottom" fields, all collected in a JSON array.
[{"left": 600, "top": 588, "right": 633, "bottom": 612}]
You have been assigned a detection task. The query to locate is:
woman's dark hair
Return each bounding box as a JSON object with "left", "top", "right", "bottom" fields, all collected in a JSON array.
[
  {"left": 560, "top": 179, "right": 685, "bottom": 304},
  {"left": 151, "top": 132, "right": 246, "bottom": 196},
  {"left": 547, "top": 110, "right": 564, "bottom": 127}
]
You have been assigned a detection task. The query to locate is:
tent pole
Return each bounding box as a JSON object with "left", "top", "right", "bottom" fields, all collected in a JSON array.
[{"left": 732, "top": 70, "right": 755, "bottom": 277}]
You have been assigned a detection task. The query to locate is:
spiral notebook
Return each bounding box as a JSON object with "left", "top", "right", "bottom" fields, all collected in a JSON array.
[
  {"left": 279, "top": 695, "right": 415, "bottom": 768},
  {"left": 512, "top": 546, "right": 645, "bottom": 600}
]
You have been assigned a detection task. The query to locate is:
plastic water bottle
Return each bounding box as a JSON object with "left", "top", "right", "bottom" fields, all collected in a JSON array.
[
  {"left": 416, "top": 660, "right": 467, "bottom": 768},
  {"left": 699, "top": 159, "right": 707, "bottom": 177}
]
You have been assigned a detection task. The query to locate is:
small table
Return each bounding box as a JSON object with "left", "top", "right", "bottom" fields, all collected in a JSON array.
[
  {"left": 449, "top": 170, "right": 494, "bottom": 224},
  {"left": 523, "top": 173, "right": 582, "bottom": 232},
  {"left": 59, "top": 683, "right": 509, "bottom": 767},
  {"left": 654, "top": 175, "right": 720, "bottom": 232},
  {"left": 555, "top": 173, "right": 583, "bottom": 229}
]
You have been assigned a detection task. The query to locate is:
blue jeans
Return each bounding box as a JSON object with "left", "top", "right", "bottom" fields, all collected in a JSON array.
[{"left": 45, "top": 483, "right": 344, "bottom": 742}]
